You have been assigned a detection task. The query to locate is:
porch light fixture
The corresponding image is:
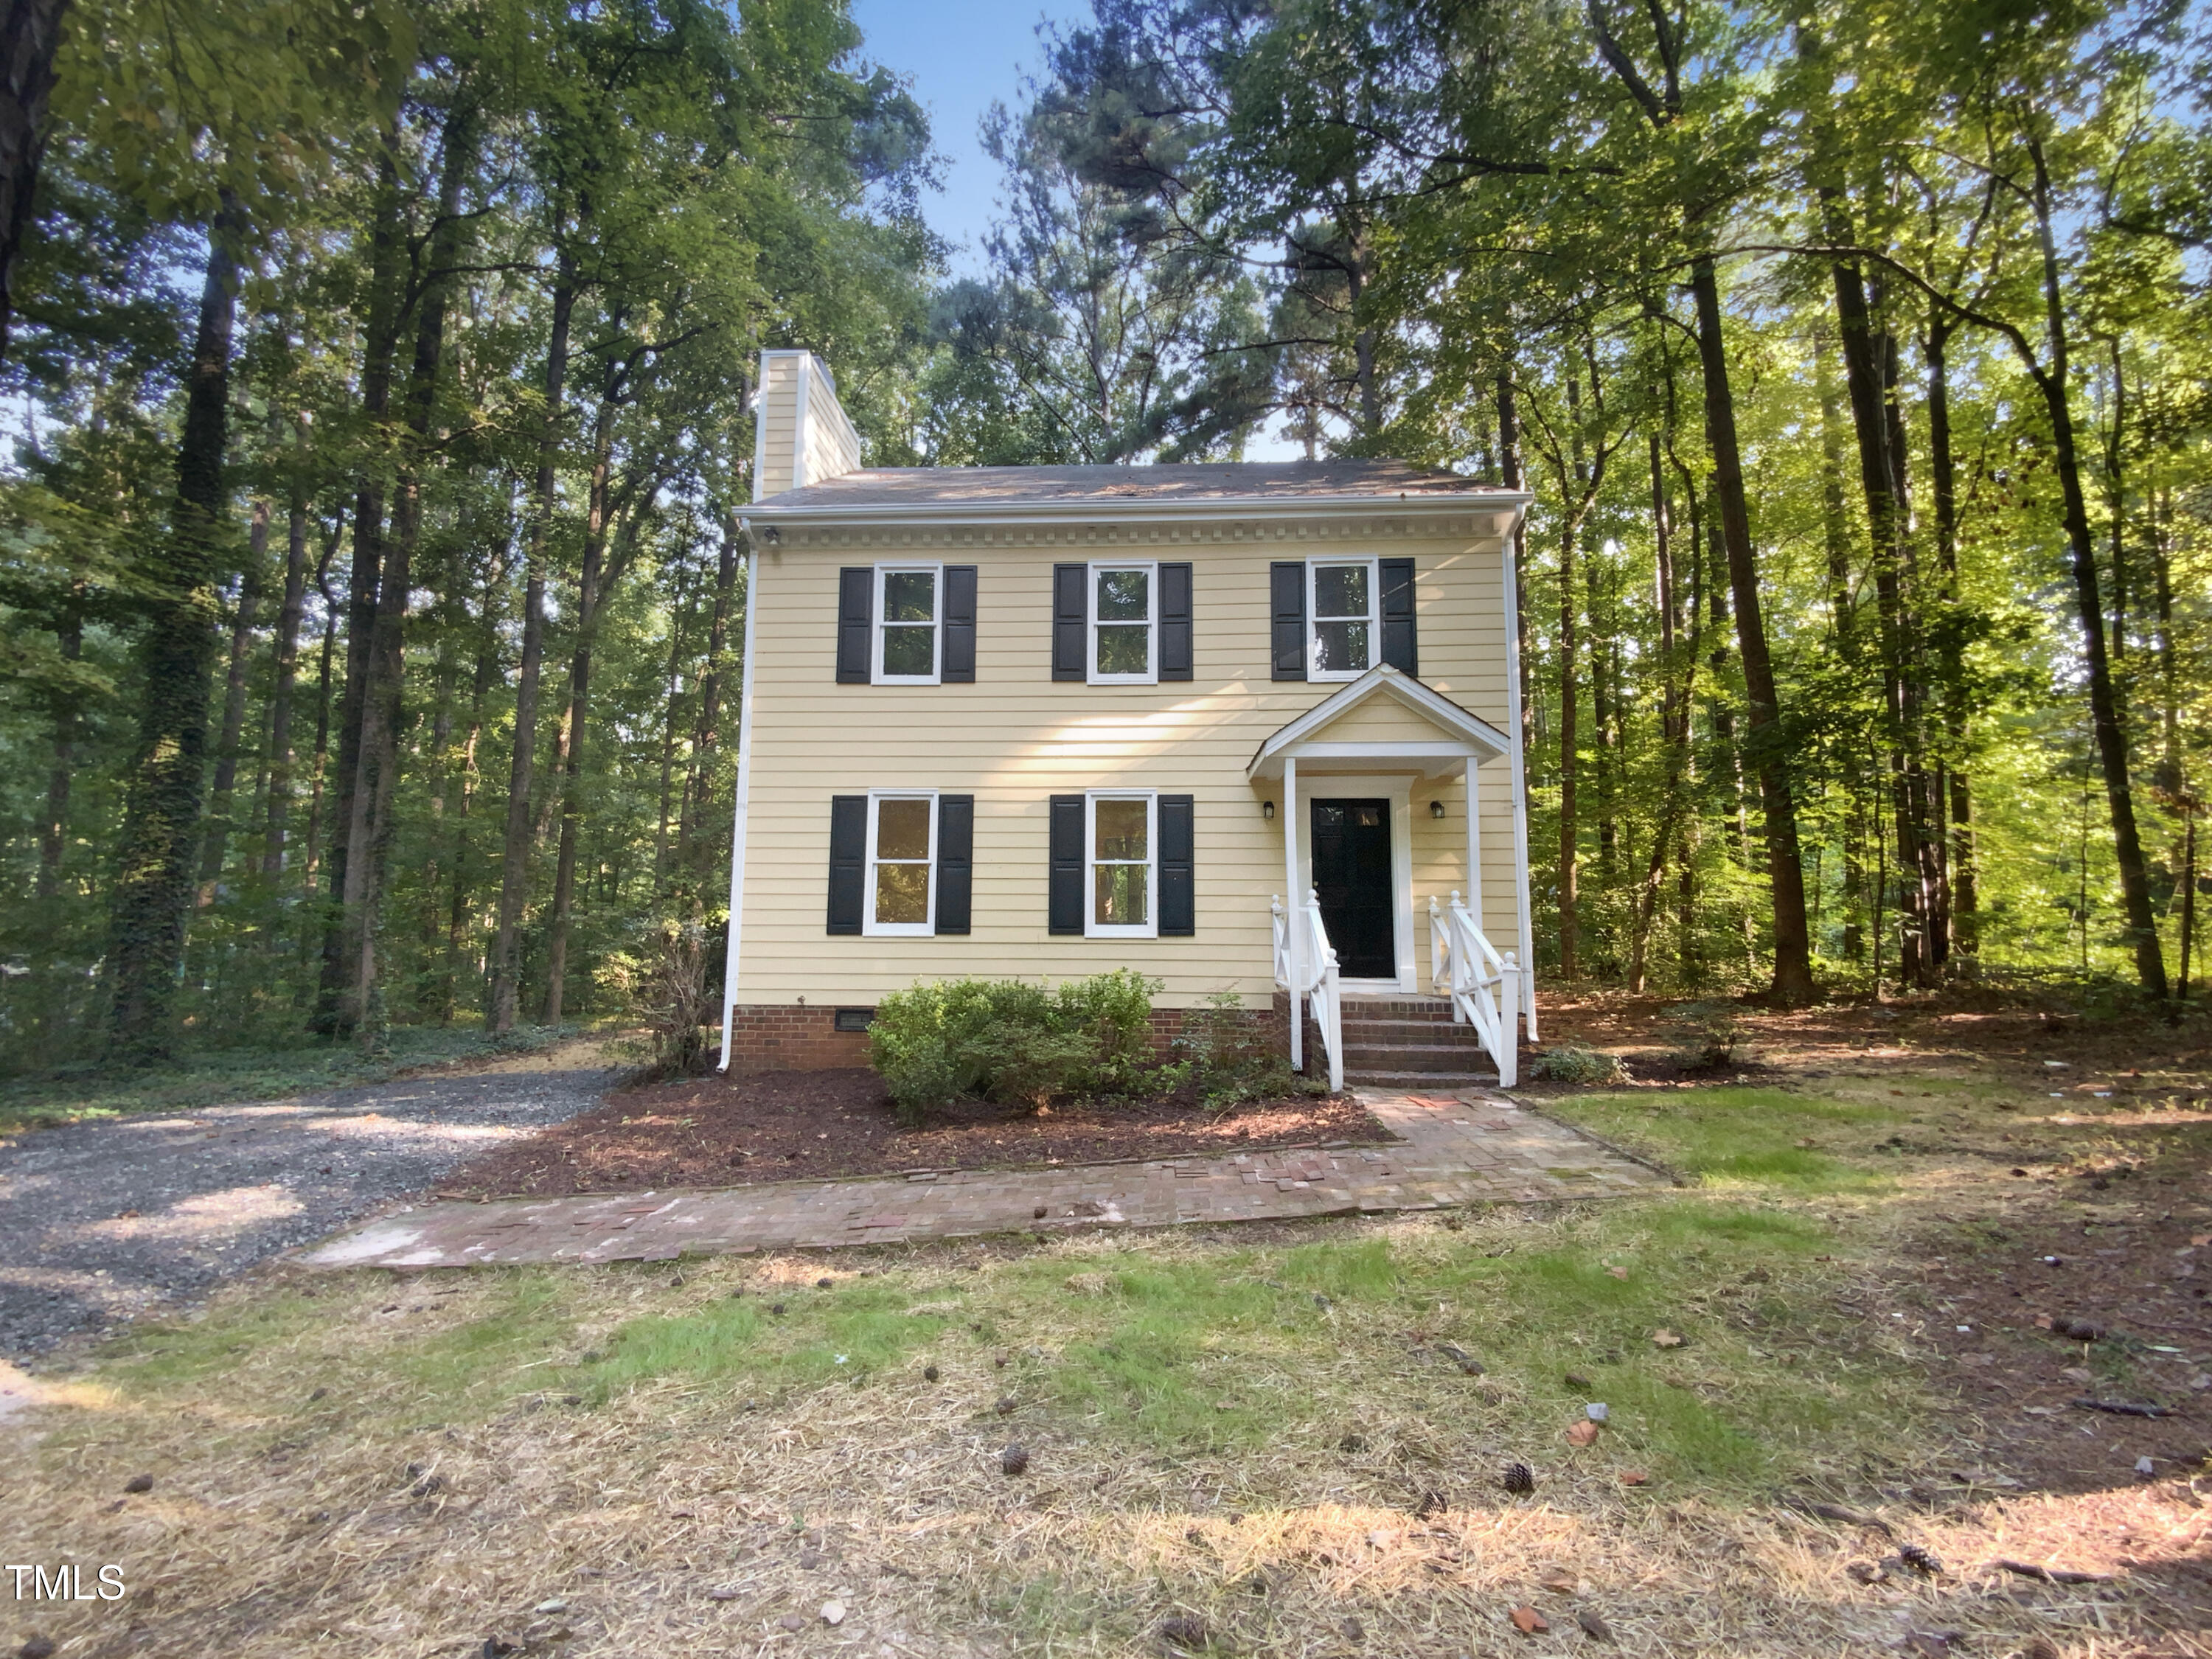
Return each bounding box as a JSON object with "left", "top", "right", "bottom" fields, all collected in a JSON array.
[
  {"left": 1430, "top": 799, "right": 1446, "bottom": 818},
  {"left": 1261, "top": 799, "right": 1275, "bottom": 820}
]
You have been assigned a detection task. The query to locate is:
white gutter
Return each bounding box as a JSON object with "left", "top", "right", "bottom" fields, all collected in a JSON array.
[
  {"left": 716, "top": 533, "right": 760, "bottom": 1072},
  {"left": 745, "top": 489, "right": 1534, "bottom": 529}
]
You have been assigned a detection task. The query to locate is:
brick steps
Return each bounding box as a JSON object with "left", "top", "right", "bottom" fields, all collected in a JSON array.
[{"left": 1331, "top": 995, "right": 1500, "bottom": 1088}]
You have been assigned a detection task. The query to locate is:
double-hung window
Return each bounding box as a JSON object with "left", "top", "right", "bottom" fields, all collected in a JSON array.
[
  {"left": 864, "top": 791, "right": 936, "bottom": 935},
  {"left": 1309, "top": 557, "right": 1378, "bottom": 680},
  {"left": 1089, "top": 561, "right": 1156, "bottom": 684},
  {"left": 874, "top": 564, "right": 941, "bottom": 683},
  {"left": 1087, "top": 792, "right": 1155, "bottom": 937}
]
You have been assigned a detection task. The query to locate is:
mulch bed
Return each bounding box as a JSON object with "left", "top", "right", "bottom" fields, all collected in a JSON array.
[{"left": 449, "top": 1068, "right": 1394, "bottom": 1198}]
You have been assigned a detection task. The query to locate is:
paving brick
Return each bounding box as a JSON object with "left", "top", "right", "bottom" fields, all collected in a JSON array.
[{"left": 299, "top": 1088, "right": 1663, "bottom": 1270}]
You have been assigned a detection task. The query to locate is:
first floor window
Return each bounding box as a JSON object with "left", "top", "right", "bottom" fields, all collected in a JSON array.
[
  {"left": 1088, "top": 792, "right": 1155, "bottom": 936},
  {"left": 1091, "top": 562, "right": 1155, "bottom": 683},
  {"left": 1310, "top": 557, "right": 1377, "bottom": 678},
  {"left": 868, "top": 792, "right": 936, "bottom": 933}
]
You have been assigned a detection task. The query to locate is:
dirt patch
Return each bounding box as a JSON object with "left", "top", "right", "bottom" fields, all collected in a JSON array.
[{"left": 449, "top": 1068, "right": 1392, "bottom": 1197}]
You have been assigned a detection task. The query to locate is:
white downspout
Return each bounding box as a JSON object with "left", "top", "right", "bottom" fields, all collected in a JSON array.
[
  {"left": 717, "top": 533, "right": 761, "bottom": 1072},
  {"left": 1503, "top": 515, "right": 1538, "bottom": 1043}
]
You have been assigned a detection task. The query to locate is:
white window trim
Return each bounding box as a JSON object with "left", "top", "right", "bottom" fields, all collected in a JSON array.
[
  {"left": 872, "top": 562, "right": 943, "bottom": 685},
  {"left": 863, "top": 788, "right": 936, "bottom": 937},
  {"left": 1087, "top": 559, "right": 1158, "bottom": 686},
  {"left": 1085, "top": 789, "right": 1158, "bottom": 939},
  {"left": 1307, "top": 555, "right": 1380, "bottom": 683}
]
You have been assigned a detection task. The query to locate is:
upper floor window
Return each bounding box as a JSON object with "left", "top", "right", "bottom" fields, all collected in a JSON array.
[
  {"left": 1091, "top": 562, "right": 1156, "bottom": 684},
  {"left": 1310, "top": 557, "right": 1377, "bottom": 681},
  {"left": 837, "top": 563, "right": 975, "bottom": 685},
  {"left": 874, "top": 565, "right": 940, "bottom": 683}
]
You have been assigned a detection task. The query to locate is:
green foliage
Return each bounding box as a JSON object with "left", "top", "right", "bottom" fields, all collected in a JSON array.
[
  {"left": 869, "top": 970, "right": 1161, "bottom": 1124},
  {"left": 1529, "top": 1043, "right": 1629, "bottom": 1085},
  {"left": 1168, "top": 991, "right": 1324, "bottom": 1113}
]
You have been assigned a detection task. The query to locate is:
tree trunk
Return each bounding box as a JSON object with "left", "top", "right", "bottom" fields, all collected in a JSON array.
[
  {"left": 489, "top": 259, "right": 575, "bottom": 1032},
  {"left": 543, "top": 386, "right": 619, "bottom": 1026},
  {"left": 0, "top": 0, "right": 68, "bottom": 363},
  {"left": 1826, "top": 221, "right": 1938, "bottom": 988},
  {"left": 106, "top": 203, "right": 240, "bottom": 1057},
  {"left": 1556, "top": 511, "right": 1580, "bottom": 978},
  {"left": 1926, "top": 321, "right": 1975, "bottom": 958},
  {"left": 261, "top": 465, "right": 310, "bottom": 875},
  {"left": 1496, "top": 370, "right": 1534, "bottom": 765},
  {"left": 198, "top": 498, "right": 268, "bottom": 900},
  {"left": 314, "top": 134, "right": 405, "bottom": 1034},
  {"left": 35, "top": 603, "right": 80, "bottom": 899},
  {"left": 1690, "top": 251, "right": 1817, "bottom": 1004},
  {"left": 341, "top": 106, "right": 476, "bottom": 1040},
  {"left": 2024, "top": 139, "right": 2166, "bottom": 998},
  {"left": 1630, "top": 431, "right": 1697, "bottom": 992}
]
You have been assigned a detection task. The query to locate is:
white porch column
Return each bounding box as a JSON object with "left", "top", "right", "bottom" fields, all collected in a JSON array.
[
  {"left": 1283, "top": 755, "right": 1300, "bottom": 1071},
  {"left": 1464, "top": 762, "right": 1482, "bottom": 934}
]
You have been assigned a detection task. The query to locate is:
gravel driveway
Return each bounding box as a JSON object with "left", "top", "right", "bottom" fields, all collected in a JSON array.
[{"left": 0, "top": 1062, "right": 616, "bottom": 1357}]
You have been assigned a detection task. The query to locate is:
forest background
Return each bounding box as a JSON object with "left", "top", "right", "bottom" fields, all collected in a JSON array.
[{"left": 0, "top": 0, "right": 2206, "bottom": 1077}]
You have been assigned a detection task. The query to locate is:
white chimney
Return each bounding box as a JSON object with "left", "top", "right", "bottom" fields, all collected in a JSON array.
[{"left": 752, "top": 349, "right": 861, "bottom": 498}]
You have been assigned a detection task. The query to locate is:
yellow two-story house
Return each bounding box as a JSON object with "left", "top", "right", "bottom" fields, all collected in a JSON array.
[{"left": 717, "top": 350, "right": 1539, "bottom": 1089}]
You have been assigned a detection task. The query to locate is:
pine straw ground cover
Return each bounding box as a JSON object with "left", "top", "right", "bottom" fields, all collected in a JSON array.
[{"left": 10, "top": 1029, "right": 2212, "bottom": 1658}]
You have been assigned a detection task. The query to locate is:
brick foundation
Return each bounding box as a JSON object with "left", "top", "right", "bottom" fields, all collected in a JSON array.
[
  {"left": 722, "top": 1001, "right": 1293, "bottom": 1074},
  {"left": 721, "top": 1005, "right": 877, "bottom": 1072}
]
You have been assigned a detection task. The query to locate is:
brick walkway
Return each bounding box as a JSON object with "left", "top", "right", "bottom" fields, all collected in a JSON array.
[{"left": 299, "top": 1091, "right": 1662, "bottom": 1270}]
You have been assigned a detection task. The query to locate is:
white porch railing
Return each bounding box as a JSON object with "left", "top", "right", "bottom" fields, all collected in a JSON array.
[
  {"left": 1428, "top": 891, "right": 1521, "bottom": 1088},
  {"left": 1272, "top": 890, "right": 1343, "bottom": 1093}
]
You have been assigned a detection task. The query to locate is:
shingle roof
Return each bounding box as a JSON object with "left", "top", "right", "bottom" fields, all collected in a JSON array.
[{"left": 756, "top": 459, "right": 1511, "bottom": 512}]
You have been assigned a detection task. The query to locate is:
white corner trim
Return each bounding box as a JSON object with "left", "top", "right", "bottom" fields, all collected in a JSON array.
[
  {"left": 717, "top": 538, "right": 761, "bottom": 1071},
  {"left": 750, "top": 356, "right": 770, "bottom": 502},
  {"left": 793, "top": 356, "right": 813, "bottom": 491},
  {"left": 1503, "top": 529, "right": 1537, "bottom": 1035}
]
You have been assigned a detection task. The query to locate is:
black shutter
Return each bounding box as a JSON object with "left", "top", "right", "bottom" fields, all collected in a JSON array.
[
  {"left": 1159, "top": 562, "right": 1192, "bottom": 681},
  {"left": 836, "top": 568, "right": 872, "bottom": 684},
  {"left": 1051, "top": 563, "right": 1086, "bottom": 681},
  {"left": 1048, "top": 794, "right": 1085, "bottom": 934},
  {"left": 827, "top": 795, "right": 867, "bottom": 933},
  {"left": 935, "top": 794, "right": 973, "bottom": 933},
  {"left": 1158, "top": 793, "right": 1194, "bottom": 936},
  {"left": 1380, "top": 557, "right": 1417, "bottom": 675},
  {"left": 942, "top": 566, "right": 977, "bottom": 683},
  {"left": 1270, "top": 561, "right": 1307, "bottom": 681}
]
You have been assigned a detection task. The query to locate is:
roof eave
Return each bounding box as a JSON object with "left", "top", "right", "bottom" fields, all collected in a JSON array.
[{"left": 742, "top": 489, "right": 1535, "bottom": 526}]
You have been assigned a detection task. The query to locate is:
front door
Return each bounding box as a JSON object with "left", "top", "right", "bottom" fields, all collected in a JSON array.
[{"left": 1311, "top": 799, "right": 1395, "bottom": 978}]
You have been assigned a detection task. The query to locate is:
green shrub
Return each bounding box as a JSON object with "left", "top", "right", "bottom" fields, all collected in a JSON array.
[
  {"left": 1529, "top": 1043, "right": 1628, "bottom": 1085},
  {"left": 1663, "top": 1002, "right": 1754, "bottom": 1072},
  {"left": 1171, "top": 991, "right": 1325, "bottom": 1113},
  {"left": 869, "top": 971, "right": 1163, "bottom": 1124}
]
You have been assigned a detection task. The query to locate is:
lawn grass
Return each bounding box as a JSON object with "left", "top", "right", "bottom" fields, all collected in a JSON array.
[
  {"left": 0, "top": 1020, "right": 573, "bottom": 1132},
  {"left": 15, "top": 1068, "right": 2184, "bottom": 1658},
  {"left": 1541, "top": 1083, "right": 1918, "bottom": 1191}
]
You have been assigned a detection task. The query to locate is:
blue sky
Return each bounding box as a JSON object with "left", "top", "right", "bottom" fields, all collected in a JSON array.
[{"left": 849, "top": 0, "right": 1092, "bottom": 276}]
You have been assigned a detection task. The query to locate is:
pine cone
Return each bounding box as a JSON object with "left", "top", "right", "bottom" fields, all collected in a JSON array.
[
  {"left": 1001, "top": 1442, "right": 1031, "bottom": 1476},
  {"left": 1898, "top": 1543, "right": 1943, "bottom": 1576},
  {"left": 1502, "top": 1460, "right": 1534, "bottom": 1495}
]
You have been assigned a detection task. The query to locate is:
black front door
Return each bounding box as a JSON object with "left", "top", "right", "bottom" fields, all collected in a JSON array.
[{"left": 1311, "top": 799, "right": 1395, "bottom": 978}]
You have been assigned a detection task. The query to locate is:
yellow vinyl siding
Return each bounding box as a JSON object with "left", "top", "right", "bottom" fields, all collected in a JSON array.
[
  {"left": 1307, "top": 695, "right": 1463, "bottom": 746},
  {"left": 738, "top": 528, "right": 1524, "bottom": 1005}
]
